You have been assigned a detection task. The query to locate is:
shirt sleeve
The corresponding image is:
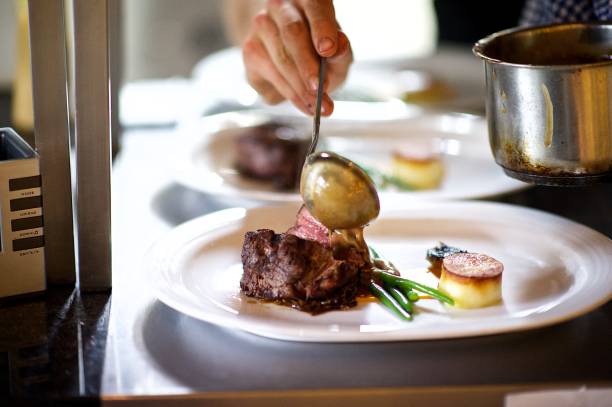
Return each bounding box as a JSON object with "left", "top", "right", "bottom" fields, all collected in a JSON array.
[
  {"left": 594, "top": 0, "right": 612, "bottom": 19},
  {"left": 520, "top": 0, "right": 611, "bottom": 26}
]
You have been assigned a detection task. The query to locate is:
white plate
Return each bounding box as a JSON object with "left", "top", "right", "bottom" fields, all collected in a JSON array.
[
  {"left": 173, "top": 111, "right": 527, "bottom": 205},
  {"left": 146, "top": 202, "right": 612, "bottom": 342}
]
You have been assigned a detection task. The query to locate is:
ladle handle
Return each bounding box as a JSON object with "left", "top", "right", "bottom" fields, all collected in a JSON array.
[{"left": 308, "top": 57, "right": 327, "bottom": 156}]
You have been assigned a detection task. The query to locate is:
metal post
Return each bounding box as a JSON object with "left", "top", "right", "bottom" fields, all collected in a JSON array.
[
  {"left": 28, "top": 0, "right": 76, "bottom": 285},
  {"left": 109, "top": 0, "right": 122, "bottom": 160},
  {"left": 72, "top": 0, "right": 112, "bottom": 290}
]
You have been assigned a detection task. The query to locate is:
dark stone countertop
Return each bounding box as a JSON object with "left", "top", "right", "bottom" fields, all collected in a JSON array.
[{"left": 0, "top": 288, "right": 110, "bottom": 406}]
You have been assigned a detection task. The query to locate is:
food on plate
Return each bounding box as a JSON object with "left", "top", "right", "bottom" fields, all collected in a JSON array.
[
  {"left": 438, "top": 252, "right": 503, "bottom": 308},
  {"left": 300, "top": 151, "right": 380, "bottom": 231},
  {"left": 239, "top": 205, "right": 454, "bottom": 318},
  {"left": 240, "top": 207, "right": 371, "bottom": 314},
  {"left": 239, "top": 150, "right": 455, "bottom": 319},
  {"left": 371, "top": 251, "right": 454, "bottom": 320},
  {"left": 400, "top": 77, "right": 454, "bottom": 105},
  {"left": 394, "top": 70, "right": 454, "bottom": 106},
  {"left": 369, "top": 281, "right": 413, "bottom": 320},
  {"left": 360, "top": 165, "right": 414, "bottom": 191},
  {"left": 426, "top": 242, "right": 468, "bottom": 278},
  {"left": 391, "top": 143, "right": 444, "bottom": 190},
  {"left": 234, "top": 123, "right": 309, "bottom": 190},
  {"left": 285, "top": 205, "right": 330, "bottom": 244}
]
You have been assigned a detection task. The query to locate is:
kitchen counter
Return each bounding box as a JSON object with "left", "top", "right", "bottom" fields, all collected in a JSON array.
[
  {"left": 0, "top": 288, "right": 110, "bottom": 404},
  {"left": 103, "top": 129, "right": 612, "bottom": 405},
  {"left": 1, "top": 117, "right": 612, "bottom": 406}
]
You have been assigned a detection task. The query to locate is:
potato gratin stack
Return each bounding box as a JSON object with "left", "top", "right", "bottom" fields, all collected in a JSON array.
[{"left": 427, "top": 243, "right": 503, "bottom": 308}]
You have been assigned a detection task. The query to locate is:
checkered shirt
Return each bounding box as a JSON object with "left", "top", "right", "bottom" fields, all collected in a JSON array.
[{"left": 521, "top": 0, "right": 612, "bottom": 25}]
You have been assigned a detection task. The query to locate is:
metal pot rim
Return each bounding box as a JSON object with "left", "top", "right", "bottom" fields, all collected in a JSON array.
[{"left": 473, "top": 22, "right": 612, "bottom": 69}]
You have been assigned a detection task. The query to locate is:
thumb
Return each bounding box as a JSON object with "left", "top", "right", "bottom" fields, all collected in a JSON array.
[{"left": 299, "top": 0, "right": 338, "bottom": 57}]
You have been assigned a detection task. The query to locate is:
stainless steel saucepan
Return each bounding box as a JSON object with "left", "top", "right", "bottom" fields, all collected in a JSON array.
[{"left": 474, "top": 23, "right": 612, "bottom": 186}]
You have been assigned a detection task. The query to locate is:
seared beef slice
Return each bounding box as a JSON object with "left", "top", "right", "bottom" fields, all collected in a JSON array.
[
  {"left": 234, "top": 124, "right": 307, "bottom": 190},
  {"left": 240, "top": 229, "right": 362, "bottom": 313}
]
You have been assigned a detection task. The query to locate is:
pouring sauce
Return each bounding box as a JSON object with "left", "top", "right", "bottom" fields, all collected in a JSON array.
[
  {"left": 300, "top": 151, "right": 380, "bottom": 231},
  {"left": 300, "top": 151, "right": 384, "bottom": 292}
]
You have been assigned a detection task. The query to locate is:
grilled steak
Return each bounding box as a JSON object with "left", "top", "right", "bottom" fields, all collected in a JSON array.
[
  {"left": 286, "top": 205, "right": 330, "bottom": 246},
  {"left": 240, "top": 229, "right": 368, "bottom": 314},
  {"left": 234, "top": 123, "right": 308, "bottom": 190}
]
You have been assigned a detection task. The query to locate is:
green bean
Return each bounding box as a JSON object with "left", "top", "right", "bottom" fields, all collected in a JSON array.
[
  {"left": 369, "top": 282, "right": 413, "bottom": 321},
  {"left": 398, "top": 287, "right": 419, "bottom": 303},
  {"left": 386, "top": 285, "right": 413, "bottom": 314},
  {"left": 368, "top": 245, "right": 454, "bottom": 306},
  {"left": 383, "top": 174, "right": 415, "bottom": 191},
  {"left": 360, "top": 165, "right": 414, "bottom": 191},
  {"left": 374, "top": 270, "right": 454, "bottom": 305},
  {"left": 407, "top": 290, "right": 420, "bottom": 302}
]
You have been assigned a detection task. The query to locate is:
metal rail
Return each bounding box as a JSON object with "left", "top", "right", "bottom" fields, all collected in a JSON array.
[
  {"left": 28, "top": 0, "right": 76, "bottom": 285},
  {"left": 73, "top": 0, "right": 112, "bottom": 290}
]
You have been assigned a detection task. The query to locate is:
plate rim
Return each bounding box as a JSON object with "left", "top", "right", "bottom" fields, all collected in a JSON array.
[{"left": 145, "top": 201, "right": 612, "bottom": 342}]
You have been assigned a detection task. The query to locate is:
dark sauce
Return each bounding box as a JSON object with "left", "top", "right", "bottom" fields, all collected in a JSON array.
[{"left": 266, "top": 285, "right": 360, "bottom": 315}]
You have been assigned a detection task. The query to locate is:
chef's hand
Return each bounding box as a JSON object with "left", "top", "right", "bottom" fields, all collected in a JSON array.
[{"left": 242, "top": 0, "right": 352, "bottom": 116}]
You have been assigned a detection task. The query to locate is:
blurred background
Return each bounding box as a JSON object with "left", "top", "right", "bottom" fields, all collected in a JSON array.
[
  {"left": 0, "top": 0, "right": 526, "bottom": 136},
  {"left": 0, "top": 0, "right": 525, "bottom": 85}
]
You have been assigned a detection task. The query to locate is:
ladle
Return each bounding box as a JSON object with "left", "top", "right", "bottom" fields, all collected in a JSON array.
[{"left": 300, "top": 151, "right": 380, "bottom": 230}]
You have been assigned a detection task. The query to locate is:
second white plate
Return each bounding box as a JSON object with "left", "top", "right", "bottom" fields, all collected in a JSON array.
[{"left": 173, "top": 111, "right": 527, "bottom": 205}]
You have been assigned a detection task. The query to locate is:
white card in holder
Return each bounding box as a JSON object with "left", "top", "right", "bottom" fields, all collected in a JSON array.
[{"left": 0, "top": 128, "right": 45, "bottom": 298}]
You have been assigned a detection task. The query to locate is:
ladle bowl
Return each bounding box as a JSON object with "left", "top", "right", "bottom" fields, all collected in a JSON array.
[{"left": 300, "top": 151, "right": 380, "bottom": 230}]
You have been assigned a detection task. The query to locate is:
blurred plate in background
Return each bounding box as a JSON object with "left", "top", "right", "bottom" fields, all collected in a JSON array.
[
  {"left": 119, "top": 46, "right": 484, "bottom": 128},
  {"left": 172, "top": 111, "right": 527, "bottom": 206},
  {"left": 191, "top": 46, "right": 485, "bottom": 118}
]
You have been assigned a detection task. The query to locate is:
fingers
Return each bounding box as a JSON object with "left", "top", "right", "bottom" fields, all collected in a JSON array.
[
  {"left": 254, "top": 10, "right": 315, "bottom": 111},
  {"left": 242, "top": 35, "right": 311, "bottom": 115},
  {"left": 321, "top": 93, "right": 334, "bottom": 117},
  {"left": 267, "top": 1, "right": 319, "bottom": 94},
  {"left": 249, "top": 79, "right": 285, "bottom": 105},
  {"left": 326, "top": 31, "right": 353, "bottom": 91},
  {"left": 242, "top": 0, "right": 345, "bottom": 116},
  {"left": 318, "top": 32, "right": 352, "bottom": 116},
  {"left": 296, "top": 0, "right": 338, "bottom": 57},
  {"left": 267, "top": 0, "right": 333, "bottom": 115}
]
